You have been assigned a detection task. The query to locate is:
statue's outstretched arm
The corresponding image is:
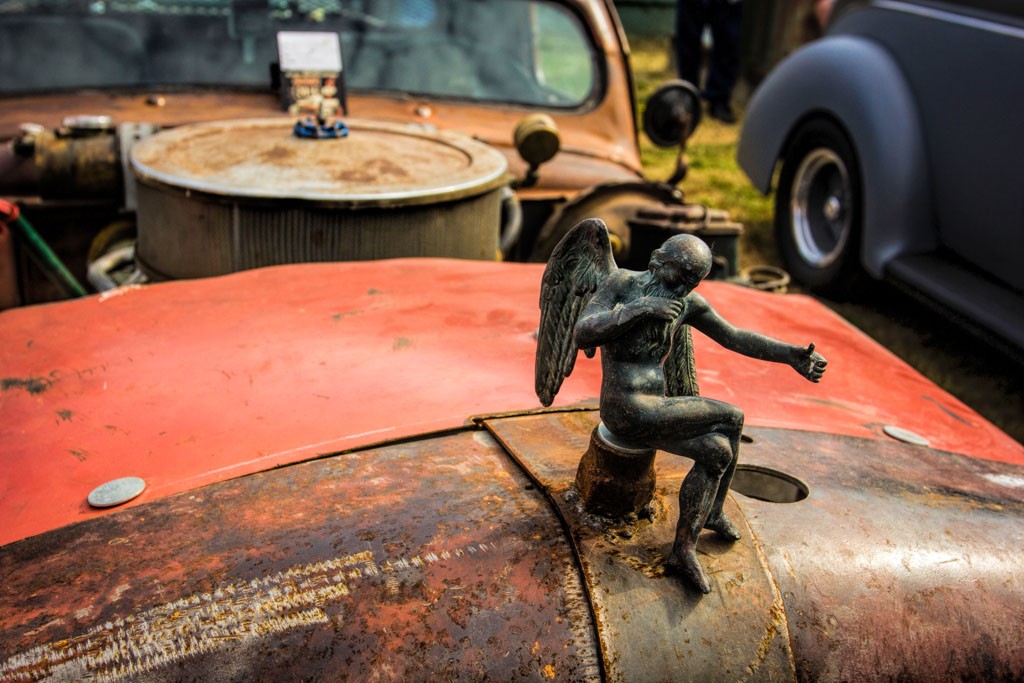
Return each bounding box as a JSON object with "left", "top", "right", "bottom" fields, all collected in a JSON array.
[{"left": 688, "top": 293, "right": 827, "bottom": 382}]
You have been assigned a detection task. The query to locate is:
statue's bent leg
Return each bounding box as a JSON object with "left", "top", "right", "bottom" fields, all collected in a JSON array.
[
  {"left": 642, "top": 397, "right": 744, "bottom": 541},
  {"left": 602, "top": 395, "right": 745, "bottom": 592},
  {"left": 704, "top": 411, "right": 743, "bottom": 540},
  {"left": 665, "top": 432, "right": 734, "bottom": 593}
]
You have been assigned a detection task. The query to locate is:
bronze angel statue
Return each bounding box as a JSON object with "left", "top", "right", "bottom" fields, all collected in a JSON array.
[{"left": 535, "top": 218, "right": 827, "bottom": 593}]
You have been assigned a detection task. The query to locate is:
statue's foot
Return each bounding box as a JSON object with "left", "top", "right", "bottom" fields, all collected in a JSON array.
[
  {"left": 704, "top": 512, "right": 741, "bottom": 541},
  {"left": 666, "top": 547, "right": 711, "bottom": 594}
]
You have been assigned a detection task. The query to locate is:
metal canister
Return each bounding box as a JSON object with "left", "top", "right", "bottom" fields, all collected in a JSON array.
[{"left": 130, "top": 118, "right": 509, "bottom": 279}]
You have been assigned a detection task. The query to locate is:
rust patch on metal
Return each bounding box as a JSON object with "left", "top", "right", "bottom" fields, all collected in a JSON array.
[
  {"left": 485, "top": 411, "right": 1024, "bottom": 680},
  {"left": 728, "top": 427, "right": 1024, "bottom": 681},
  {"left": 258, "top": 144, "right": 296, "bottom": 164},
  {"left": 334, "top": 158, "right": 412, "bottom": 184},
  {"left": 573, "top": 426, "right": 657, "bottom": 519},
  {"left": 0, "top": 430, "right": 601, "bottom": 682},
  {"left": 484, "top": 411, "right": 797, "bottom": 682}
]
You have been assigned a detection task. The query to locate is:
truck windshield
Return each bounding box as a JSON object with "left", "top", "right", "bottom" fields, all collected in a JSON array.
[{"left": 0, "top": 0, "right": 598, "bottom": 107}]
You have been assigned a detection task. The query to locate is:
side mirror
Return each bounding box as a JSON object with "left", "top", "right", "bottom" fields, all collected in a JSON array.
[
  {"left": 642, "top": 80, "right": 702, "bottom": 185},
  {"left": 512, "top": 113, "right": 560, "bottom": 189}
]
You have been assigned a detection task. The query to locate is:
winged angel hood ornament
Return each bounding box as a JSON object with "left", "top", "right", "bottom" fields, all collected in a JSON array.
[{"left": 535, "top": 218, "right": 827, "bottom": 593}]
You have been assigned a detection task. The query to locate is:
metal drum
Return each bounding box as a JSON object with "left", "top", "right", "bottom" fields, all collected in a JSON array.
[{"left": 130, "top": 118, "right": 508, "bottom": 280}]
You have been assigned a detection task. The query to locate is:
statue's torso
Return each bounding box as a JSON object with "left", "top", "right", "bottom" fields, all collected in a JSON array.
[
  {"left": 602, "top": 275, "right": 686, "bottom": 364},
  {"left": 599, "top": 275, "right": 689, "bottom": 397}
]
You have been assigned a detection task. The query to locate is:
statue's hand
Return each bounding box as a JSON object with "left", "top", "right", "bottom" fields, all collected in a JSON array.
[
  {"left": 629, "top": 296, "right": 684, "bottom": 321},
  {"left": 792, "top": 343, "right": 827, "bottom": 382}
]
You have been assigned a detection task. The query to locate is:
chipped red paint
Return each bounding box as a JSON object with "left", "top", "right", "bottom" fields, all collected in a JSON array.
[{"left": 1, "top": 259, "right": 1021, "bottom": 546}]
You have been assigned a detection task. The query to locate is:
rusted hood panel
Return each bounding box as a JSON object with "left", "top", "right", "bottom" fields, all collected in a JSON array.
[
  {"left": 1, "top": 260, "right": 1020, "bottom": 547},
  {"left": 486, "top": 411, "right": 1024, "bottom": 681},
  {"left": 738, "top": 427, "right": 1024, "bottom": 682},
  {"left": 485, "top": 411, "right": 797, "bottom": 682},
  {"left": 0, "top": 91, "right": 283, "bottom": 139},
  {"left": 0, "top": 430, "right": 600, "bottom": 682},
  {"left": 2, "top": 404, "right": 1022, "bottom": 680}
]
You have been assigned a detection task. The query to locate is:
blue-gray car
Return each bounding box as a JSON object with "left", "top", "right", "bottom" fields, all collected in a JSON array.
[{"left": 737, "top": 0, "right": 1023, "bottom": 353}]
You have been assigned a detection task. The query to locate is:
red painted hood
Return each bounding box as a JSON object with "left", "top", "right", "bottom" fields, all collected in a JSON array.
[{"left": 2, "top": 259, "right": 1020, "bottom": 546}]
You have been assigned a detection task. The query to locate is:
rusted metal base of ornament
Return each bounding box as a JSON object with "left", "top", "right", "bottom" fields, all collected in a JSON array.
[{"left": 574, "top": 423, "right": 656, "bottom": 518}]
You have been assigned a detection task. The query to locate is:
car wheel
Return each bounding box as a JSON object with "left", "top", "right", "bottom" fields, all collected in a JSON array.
[{"left": 775, "top": 119, "right": 862, "bottom": 296}]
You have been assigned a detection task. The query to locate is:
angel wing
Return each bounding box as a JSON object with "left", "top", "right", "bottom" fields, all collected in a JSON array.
[
  {"left": 663, "top": 321, "right": 699, "bottom": 397},
  {"left": 535, "top": 218, "right": 616, "bottom": 407}
]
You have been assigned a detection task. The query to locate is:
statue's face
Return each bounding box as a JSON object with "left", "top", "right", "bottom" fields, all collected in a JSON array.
[
  {"left": 652, "top": 259, "right": 680, "bottom": 288},
  {"left": 649, "top": 235, "right": 711, "bottom": 295},
  {"left": 651, "top": 258, "right": 696, "bottom": 296}
]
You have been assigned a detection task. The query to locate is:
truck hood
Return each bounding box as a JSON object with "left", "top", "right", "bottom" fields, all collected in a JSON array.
[{"left": 1, "top": 258, "right": 1020, "bottom": 546}]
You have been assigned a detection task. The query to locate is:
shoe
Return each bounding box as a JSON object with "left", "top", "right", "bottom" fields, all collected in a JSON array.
[{"left": 708, "top": 101, "right": 737, "bottom": 124}]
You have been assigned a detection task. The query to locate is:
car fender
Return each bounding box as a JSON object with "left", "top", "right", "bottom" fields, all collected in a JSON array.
[{"left": 737, "top": 35, "right": 934, "bottom": 278}]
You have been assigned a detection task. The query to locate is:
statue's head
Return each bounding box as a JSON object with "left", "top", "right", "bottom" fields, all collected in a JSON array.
[{"left": 649, "top": 234, "right": 713, "bottom": 294}]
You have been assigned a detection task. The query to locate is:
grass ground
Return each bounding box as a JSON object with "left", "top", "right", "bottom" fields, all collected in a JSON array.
[
  {"left": 629, "top": 38, "right": 1024, "bottom": 444},
  {"left": 630, "top": 39, "right": 779, "bottom": 273}
]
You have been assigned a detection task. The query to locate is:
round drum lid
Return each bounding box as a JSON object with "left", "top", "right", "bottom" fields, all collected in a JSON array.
[{"left": 130, "top": 118, "right": 508, "bottom": 207}]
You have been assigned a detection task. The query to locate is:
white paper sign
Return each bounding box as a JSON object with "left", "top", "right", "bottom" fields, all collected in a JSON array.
[{"left": 276, "top": 31, "right": 343, "bottom": 73}]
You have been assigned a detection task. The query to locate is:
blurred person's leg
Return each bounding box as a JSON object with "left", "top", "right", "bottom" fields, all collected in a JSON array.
[
  {"left": 675, "top": 0, "right": 706, "bottom": 87},
  {"left": 705, "top": 0, "right": 742, "bottom": 122}
]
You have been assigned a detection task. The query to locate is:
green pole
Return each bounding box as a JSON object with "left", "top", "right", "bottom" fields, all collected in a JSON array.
[{"left": 0, "top": 200, "right": 88, "bottom": 298}]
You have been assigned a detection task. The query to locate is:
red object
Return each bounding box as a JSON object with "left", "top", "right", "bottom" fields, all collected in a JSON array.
[
  {"left": 1, "top": 259, "right": 1020, "bottom": 546},
  {"left": 0, "top": 217, "right": 18, "bottom": 310},
  {"left": 0, "top": 199, "right": 20, "bottom": 310},
  {"left": 0, "top": 198, "right": 20, "bottom": 223}
]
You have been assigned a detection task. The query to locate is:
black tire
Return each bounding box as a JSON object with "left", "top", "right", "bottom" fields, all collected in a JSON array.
[{"left": 775, "top": 119, "right": 863, "bottom": 297}]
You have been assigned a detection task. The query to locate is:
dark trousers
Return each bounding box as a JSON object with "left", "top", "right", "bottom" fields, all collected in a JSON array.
[{"left": 675, "top": 0, "right": 743, "bottom": 105}]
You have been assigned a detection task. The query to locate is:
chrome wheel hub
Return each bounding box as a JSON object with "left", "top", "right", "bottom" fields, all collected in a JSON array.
[{"left": 790, "top": 148, "right": 852, "bottom": 268}]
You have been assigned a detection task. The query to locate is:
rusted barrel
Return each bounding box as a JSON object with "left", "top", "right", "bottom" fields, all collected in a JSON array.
[{"left": 130, "top": 118, "right": 508, "bottom": 280}]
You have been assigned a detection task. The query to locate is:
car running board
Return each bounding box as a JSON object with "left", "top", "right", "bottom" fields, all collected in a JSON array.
[{"left": 886, "top": 252, "right": 1024, "bottom": 356}]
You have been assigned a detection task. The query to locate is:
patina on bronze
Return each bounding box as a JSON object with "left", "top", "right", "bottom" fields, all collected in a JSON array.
[{"left": 535, "top": 218, "right": 827, "bottom": 593}]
